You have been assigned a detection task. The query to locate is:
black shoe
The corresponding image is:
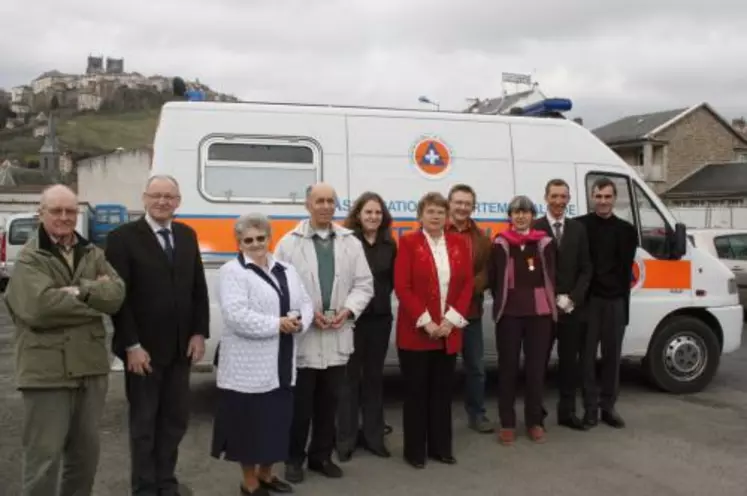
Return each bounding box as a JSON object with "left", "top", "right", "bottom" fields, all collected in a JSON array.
[
  {"left": 583, "top": 411, "right": 599, "bottom": 428},
  {"left": 428, "top": 454, "right": 457, "bottom": 465},
  {"left": 337, "top": 449, "right": 353, "bottom": 463},
  {"left": 259, "top": 476, "right": 294, "bottom": 493},
  {"left": 558, "top": 414, "right": 588, "bottom": 431},
  {"left": 308, "top": 459, "right": 343, "bottom": 478},
  {"left": 364, "top": 444, "right": 391, "bottom": 458},
  {"left": 240, "top": 484, "right": 270, "bottom": 495},
  {"left": 601, "top": 409, "right": 626, "bottom": 429},
  {"left": 405, "top": 456, "right": 425, "bottom": 469},
  {"left": 284, "top": 463, "right": 304, "bottom": 484}
]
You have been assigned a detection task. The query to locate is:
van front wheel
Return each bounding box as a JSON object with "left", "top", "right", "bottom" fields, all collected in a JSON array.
[{"left": 645, "top": 316, "right": 720, "bottom": 394}]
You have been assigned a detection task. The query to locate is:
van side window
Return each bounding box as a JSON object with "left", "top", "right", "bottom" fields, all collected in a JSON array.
[
  {"left": 200, "top": 138, "right": 320, "bottom": 203},
  {"left": 9, "top": 218, "right": 39, "bottom": 245},
  {"left": 584, "top": 174, "right": 635, "bottom": 225},
  {"left": 632, "top": 183, "right": 671, "bottom": 259},
  {"left": 715, "top": 235, "right": 747, "bottom": 261}
]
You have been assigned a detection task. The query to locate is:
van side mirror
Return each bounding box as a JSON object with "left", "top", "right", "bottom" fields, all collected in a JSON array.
[{"left": 671, "top": 222, "right": 687, "bottom": 259}]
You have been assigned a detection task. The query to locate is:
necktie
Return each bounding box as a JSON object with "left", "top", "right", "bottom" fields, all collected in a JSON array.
[
  {"left": 553, "top": 221, "right": 563, "bottom": 246},
  {"left": 157, "top": 228, "right": 174, "bottom": 263}
]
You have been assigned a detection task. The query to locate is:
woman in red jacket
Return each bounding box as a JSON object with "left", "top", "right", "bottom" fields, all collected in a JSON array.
[
  {"left": 394, "top": 192, "right": 474, "bottom": 469},
  {"left": 489, "top": 195, "right": 556, "bottom": 446}
]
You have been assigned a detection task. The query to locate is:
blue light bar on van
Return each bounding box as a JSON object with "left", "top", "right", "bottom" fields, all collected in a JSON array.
[{"left": 521, "top": 98, "right": 573, "bottom": 116}]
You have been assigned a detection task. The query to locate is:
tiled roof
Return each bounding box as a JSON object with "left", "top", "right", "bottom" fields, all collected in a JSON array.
[
  {"left": 593, "top": 108, "right": 687, "bottom": 145},
  {"left": 663, "top": 162, "right": 747, "bottom": 198}
]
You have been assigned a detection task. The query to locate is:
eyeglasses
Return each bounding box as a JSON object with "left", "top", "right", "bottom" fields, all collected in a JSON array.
[
  {"left": 145, "top": 193, "right": 180, "bottom": 202},
  {"left": 45, "top": 207, "right": 78, "bottom": 217},
  {"left": 242, "top": 235, "right": 267, "bottom": 245}
]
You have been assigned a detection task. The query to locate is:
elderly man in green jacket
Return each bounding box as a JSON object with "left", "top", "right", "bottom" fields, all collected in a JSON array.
[{"left": 4, "top": 184, "right": 126, "bottom": 496}]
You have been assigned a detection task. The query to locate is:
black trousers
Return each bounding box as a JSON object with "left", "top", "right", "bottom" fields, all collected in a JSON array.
[
  {"left": 583, "top": 296, "right": 626, "bottom": 412},
  {"left": 398, "top": 348, "right": 456, "bottom": 464},
  {"left": 125, "top": 360, "right": 190, "bottom": 496},
  {"left": 337, "top": 315, "right": 392, "bottom": 453},
  {"left": 496, "top": 315, "right": 553, "bottom": 429},
  {"left": 289, "top": 366, "right": 345, "bottom": 465},
  {"left": 556, "top": 311, "right": 586, "bottom": 416}
]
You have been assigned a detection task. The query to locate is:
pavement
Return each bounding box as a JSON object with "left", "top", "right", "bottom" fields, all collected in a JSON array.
[{"left": 2, "top": 309, "right": 747, "bottom": 496}]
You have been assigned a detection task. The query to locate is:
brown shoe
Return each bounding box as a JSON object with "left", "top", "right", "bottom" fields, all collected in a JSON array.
[
  {"left": 527, "top": 426, "right": 546, "bottom": 443},
  {"left": 498, "top": 428, "right": 515, "bottom": 446}
]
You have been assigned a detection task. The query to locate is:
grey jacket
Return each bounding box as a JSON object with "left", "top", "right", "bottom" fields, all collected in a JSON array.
[{"left": 274, "top": 220, "right": 374, "bottom": 369}]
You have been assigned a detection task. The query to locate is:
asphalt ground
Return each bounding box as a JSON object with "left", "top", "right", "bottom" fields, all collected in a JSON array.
[{"left": 1, "top": 309, "right": 747, "bottom": 496}]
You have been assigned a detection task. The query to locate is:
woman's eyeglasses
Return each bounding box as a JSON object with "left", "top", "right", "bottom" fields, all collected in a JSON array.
[{"left": 242, "top": 235, "right": 267, "bottom": 245}]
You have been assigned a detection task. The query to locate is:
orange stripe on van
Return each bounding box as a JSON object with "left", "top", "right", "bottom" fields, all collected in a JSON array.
[
  {"left": 178, "top": 215, "right": 691, "bottom": 290},
  {"left": 177, "top": 216, "right": 510, "bottom": 254},
  {"left": 641, "top": 259, "right": 692, "bottom": 290}
]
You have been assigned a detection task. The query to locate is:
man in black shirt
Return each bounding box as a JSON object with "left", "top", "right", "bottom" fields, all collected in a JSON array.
[{"left": 576, "top": 177, "right": 638, "bottom": 429}]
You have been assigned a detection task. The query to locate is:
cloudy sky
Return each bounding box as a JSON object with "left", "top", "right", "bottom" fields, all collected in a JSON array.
[{"left": 2, "top": 0, "right": 746, "bottom": 128}]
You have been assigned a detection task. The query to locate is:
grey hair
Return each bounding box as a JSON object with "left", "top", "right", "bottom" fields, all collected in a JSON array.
[
  {"left": 507, "top": 195, "right": 537, "bottom": 216},
  {"left": 145, "top": 174, "right": 180, "bottom": 192},
  {"left": 234, "top": 213, "right": 272, "bottom": 239}
]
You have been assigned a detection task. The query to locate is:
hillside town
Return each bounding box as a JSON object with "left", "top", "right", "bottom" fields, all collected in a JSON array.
[{"left": 0, "top": 54, "right": 237, "bottom": 130}]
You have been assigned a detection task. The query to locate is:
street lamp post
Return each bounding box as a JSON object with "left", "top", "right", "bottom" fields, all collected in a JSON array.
[{"left": 418, "top": 95, "right": 440, "bottom": 111}]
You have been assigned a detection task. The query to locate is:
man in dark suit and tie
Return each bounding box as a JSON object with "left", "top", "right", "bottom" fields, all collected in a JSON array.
[
  {"left": 534, "top": 178, "right": 592, "bottom": 430},
  {"left": 105, "top": 175, "right": 210, "bottom": 496}
]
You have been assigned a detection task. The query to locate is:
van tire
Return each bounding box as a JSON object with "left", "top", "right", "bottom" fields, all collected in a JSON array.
[{"left": 645, "top": 316, "right": 720, "bottom": 394}]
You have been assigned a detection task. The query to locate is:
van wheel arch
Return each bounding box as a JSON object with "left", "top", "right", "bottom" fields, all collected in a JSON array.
[{"left": 644, "top": 311, "right": 722, "bottom": 394}]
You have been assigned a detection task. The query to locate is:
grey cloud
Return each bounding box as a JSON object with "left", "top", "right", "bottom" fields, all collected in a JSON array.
[{"left": 1, "top": 0, "right": 746, "bottom": 130}]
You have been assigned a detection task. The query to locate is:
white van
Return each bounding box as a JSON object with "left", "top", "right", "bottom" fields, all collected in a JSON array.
[{"left": 150, "top": 100, "right": 743, "bottom": 394}]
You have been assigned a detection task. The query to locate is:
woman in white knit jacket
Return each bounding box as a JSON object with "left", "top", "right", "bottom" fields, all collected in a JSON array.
[{"left": 211, "top": 213, "right": 314, "bottom": 496}]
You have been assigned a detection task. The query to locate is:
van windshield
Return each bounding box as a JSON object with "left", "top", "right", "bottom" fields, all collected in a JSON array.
[{"left": 9, "top": 218, "right": 40, "bottom": 245}]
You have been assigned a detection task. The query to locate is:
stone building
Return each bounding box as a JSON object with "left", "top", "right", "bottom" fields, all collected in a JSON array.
[{"left": 593, "top": 103, "right": 747, "bottom": 194}]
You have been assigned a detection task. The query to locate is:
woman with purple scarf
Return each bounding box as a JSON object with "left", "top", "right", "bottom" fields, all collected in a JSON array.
[{"left": 488, "top": 195, "right": 557, "bottom": 446}]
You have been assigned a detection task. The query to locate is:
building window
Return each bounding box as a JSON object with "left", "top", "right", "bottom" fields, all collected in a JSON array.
[
  {"left": 200, "top": 137, "right": 320, "bottom": 203},
  {"left": 736, "top": 151, "right": 747, "bottom": 162}
]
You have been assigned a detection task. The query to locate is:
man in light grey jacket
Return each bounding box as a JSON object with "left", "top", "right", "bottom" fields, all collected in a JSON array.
[{"left": 275, "top": 183, "right": 373, "bottom": 484}]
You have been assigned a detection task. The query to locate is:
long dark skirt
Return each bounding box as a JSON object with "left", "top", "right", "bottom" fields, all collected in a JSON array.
[{"left": 211, "top": 386, "right": 293, "bottom": 465}]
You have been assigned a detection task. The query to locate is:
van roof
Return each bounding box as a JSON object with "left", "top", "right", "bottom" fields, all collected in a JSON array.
[{"left": 160, "top": 100, "right": 579, "bottom": 127}]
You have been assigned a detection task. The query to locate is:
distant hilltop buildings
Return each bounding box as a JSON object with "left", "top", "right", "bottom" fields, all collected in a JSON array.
[{"left": 2, "top": 54, "right": 238, "bottom": 129}]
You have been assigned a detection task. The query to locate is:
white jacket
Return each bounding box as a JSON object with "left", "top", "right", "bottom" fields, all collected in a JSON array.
[
  {"left": 274, "top": 220, "right": 374, "bottom": 369},
  {"left": 216, "top": 255, "right": 314, "bottom": 394}
]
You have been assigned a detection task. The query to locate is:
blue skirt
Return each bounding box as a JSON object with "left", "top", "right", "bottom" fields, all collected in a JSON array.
[{"left": 210, "top": 386, "right": 293, "bottom": 465}]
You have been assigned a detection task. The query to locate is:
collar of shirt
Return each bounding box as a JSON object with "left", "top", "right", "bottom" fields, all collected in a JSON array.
[
  {"left": 145, "top": 213, "right": 172, "bottom": 234},
  {"left": 446, "top": 218, "right": 476, "bottom": 234},
  {"left": 546, "top": 213, "right": 565, "bottom": 228},
  {"left": 48, "top": 232, "right": 78, "bottom": 251},
  {"left": 242, "top": 252, "right": 279, "bottom": 271},
  {"left": 423, "top": 229, "right": 446, "bottom": 248}
]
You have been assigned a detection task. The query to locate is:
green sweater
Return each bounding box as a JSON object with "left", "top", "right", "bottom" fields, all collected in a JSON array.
[{"left": 313, "top": 234, "right": 336, "bottom": 311}]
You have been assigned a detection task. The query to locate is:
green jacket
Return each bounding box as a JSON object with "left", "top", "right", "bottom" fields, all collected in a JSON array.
[{"left": 4, "top": 227, "right": 126, "bottom": 389}]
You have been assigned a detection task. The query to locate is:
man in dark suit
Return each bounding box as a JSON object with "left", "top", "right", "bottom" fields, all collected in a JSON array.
[
  {"left": 534, "top": 178, "right": 592, "bottom": 431},
  {"left": 105, "top": 175, "right": 210, "bottom": 496}
]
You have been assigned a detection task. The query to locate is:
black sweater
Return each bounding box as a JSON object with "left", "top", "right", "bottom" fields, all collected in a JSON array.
[
  {"left": 576, "top": 213, "right": 638, "bottom": 300},
  {"left": 356, "top": 231, "right": 397, "bottom": 318}
]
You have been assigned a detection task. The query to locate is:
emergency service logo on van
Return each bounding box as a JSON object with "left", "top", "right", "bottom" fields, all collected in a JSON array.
[{"left": 412, "top": 137, "right": 452, "bottom": 178}]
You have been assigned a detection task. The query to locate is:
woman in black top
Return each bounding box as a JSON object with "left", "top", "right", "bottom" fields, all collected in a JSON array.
[{"left": 336, "top": 191, "right": 397, "bottom": 461}]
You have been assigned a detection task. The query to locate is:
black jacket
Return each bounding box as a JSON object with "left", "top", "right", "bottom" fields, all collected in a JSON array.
[
  {"left": 105, "top": 217, "right": 210, "bottom": 365},
  {"left": 533, "top": 216, "right": 593, "bottom": 310},
  {"left": 356, "top": 230, "right": 397, "bottom": 318}
]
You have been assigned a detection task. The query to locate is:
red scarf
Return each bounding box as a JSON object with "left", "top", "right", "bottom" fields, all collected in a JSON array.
[{"left": 498, "top": 228, "right": 546, "bottom": 247}]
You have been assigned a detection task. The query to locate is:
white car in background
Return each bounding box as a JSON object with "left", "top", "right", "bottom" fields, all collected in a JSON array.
[{"left": 689, "top": 228, "right": 747, "bottom": 310}]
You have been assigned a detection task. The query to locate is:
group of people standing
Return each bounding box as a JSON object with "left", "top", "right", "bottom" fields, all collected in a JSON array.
[
  {"left": 211, "top": 177, "right": 639, "bottom": 494},
  {"left": 6, "top": 172, "right": 638, "bottom": 496}
]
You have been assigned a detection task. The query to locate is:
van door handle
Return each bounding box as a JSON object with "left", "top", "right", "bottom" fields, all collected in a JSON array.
[{"left": 731, "top": 266, "right": 744, "bottom": 272}]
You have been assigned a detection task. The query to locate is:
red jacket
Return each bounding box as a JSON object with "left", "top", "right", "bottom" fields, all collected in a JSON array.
[{"left": 394, "top": 230, "right": 474, "bottom": 355}]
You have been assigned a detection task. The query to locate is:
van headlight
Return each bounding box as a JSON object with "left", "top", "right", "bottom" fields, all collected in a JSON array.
[{"left": 728, "top": 277, "right": 738, "bottom": 294}]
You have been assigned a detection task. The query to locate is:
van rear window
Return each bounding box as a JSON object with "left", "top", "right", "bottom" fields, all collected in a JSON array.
[{"left": 9, "top": 218, "right": 39, "bottom": 245}]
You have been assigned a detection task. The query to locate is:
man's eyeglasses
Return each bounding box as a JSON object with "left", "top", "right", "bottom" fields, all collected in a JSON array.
[
  {"left": 145, "top": 193, "right": 180, "bottom": 202},
  {"left": 242, "top": 235, "right": 267, "bottom": 245},
  {"left": 45, "top": 207, "right": 78, "bottom": 216}
]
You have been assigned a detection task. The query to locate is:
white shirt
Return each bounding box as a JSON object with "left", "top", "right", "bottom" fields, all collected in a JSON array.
[
  {"left": 144, "top": 213, "right": 174, "bottom": 249},
  {"left": 546, "top": 213, "right": 565, "bottom": 231},
  {"left": 415, "top": 231, "right": 468, "bottom": 329}
]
